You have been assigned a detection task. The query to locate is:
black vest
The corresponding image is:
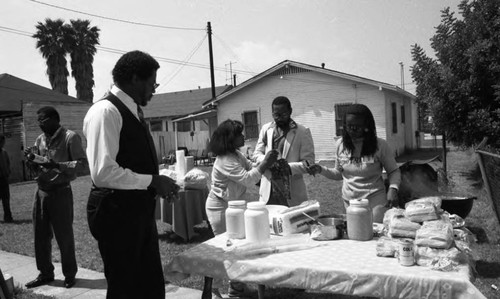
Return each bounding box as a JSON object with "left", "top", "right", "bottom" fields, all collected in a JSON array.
[{"left": 104, "top": 94, "right": 158, "bottom": 177}]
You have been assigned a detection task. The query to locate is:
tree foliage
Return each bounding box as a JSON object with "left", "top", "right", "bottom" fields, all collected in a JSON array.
[
  {"left": 67, "top": 19, "right": 100, "bottom": 102},
  {"left": 33, "top": 18, "right": 100, "bottom": 102},
  {"left": 411, "top": 0, "right": 500, "bottom": 148},
  {"left": 33, "top": 18, "right": 71, "bottom": 95}
]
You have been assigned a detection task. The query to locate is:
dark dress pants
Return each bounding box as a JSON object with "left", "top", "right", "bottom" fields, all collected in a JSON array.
[
  {"left": 97, "top": 193, "right": 165, "bottom": 299},
  {"left": 33, "top": 185, "right": 77, "bottom": 279},
  {"left": 0, "top": 177, "right": 12, "bottom": 221}
]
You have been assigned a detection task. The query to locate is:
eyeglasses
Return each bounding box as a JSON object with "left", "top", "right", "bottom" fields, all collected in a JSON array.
[
  {"left": 345, "top": 125, "right": 365, "bottom": 132},
  {"left": 272, "top": 112, "right": 290, "bottom": 119},
  {"left": 37, "top": 117, "right": 50, "bottom": 124},
  {"left": 153, "top": 83, "right": 160, "bottom": 89}
]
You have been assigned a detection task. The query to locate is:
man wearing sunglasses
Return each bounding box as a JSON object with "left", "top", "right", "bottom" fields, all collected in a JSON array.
[
  {"left": 25, "top": 106, "right": 87, "bottom": 290},
  {"left": 253, "top": 96, "right": 315, "bottom": 207}
]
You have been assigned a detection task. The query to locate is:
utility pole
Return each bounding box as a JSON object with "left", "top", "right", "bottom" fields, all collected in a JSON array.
[
  {"left": 399, "top": 61, "right": 405, "bottom": 90},
  {"left": 207, "top": 22, "right": 216, "bottom": 99}
]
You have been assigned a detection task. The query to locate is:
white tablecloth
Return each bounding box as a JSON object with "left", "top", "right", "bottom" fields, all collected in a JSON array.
[
  {"left": 155, "top": 188, "right": 208, "bottom": 240},
  {"left": 164, "top": 234, "right": 486, "bottom": 299}
]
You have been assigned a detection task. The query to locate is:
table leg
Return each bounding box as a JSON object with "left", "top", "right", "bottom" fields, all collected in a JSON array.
[
  {"left": 201, "top": 276, "right": 213, "bottom": 299},
  {"left": 257, "top": 284, "right": 265, "bottom": 299}
]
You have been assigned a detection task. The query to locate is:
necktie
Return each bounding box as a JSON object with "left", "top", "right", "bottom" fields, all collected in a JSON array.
[
  {"left": 137, "top": 105, "right": 145, "bottom": 123},
  {"left": 137, "top": 105, "right": 159, "bottom": 170}
]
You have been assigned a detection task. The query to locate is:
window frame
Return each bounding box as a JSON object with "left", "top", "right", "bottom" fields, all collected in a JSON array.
[
  {"left": 392, "top": 102, "right": 398, "bottom": 134},
  {"left": 242, "top": 110, "right": 259, "bottom": 139}
]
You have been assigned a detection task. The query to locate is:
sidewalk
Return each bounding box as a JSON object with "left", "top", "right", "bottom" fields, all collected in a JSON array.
[{"left": 0, "top": 250, "right": 203, "bottom": 299}]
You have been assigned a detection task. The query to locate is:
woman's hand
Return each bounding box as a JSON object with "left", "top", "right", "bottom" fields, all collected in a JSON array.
[
  {"left": 306, "top": 164, "right": 322, "bottom": 176},
  {"left": 386, "top": 187, "right": 399, "bottom": 208},
  {"left": 257, "top": 150, "right": 279, "bottom": 173}
]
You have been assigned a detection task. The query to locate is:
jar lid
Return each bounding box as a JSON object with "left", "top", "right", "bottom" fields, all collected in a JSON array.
[
  {"left": 228, "top": 200, "right": 246, "bottom": 207},
  {"left": 246, "top": 201, "right": 266, "bottom": 210},
  {"left": 349, "top": 199, "right": 369, "bottom": 206}
]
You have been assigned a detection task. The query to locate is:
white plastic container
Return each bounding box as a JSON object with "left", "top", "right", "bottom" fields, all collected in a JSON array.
[
  {"left": 225, "top": 200, "right": 246, "bottom": 239},
  {"left": 244, "top": 202, "right": 270, "bottom": 242},
  {"left": 346, "top": 199, "right": 373, "bottom": 241}
]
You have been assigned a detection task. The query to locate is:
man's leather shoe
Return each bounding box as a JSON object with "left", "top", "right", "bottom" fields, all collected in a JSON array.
[
  {"left": 25, "top": 276, "right": 54, "bottom": 288},
  {"left": 64, "top": 277, "right": 76, "bottom": 288}
]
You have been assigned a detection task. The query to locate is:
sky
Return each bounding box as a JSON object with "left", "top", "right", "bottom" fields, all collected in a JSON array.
[{"left": 1, "top": 0, "right": 463, "bottom": 101}]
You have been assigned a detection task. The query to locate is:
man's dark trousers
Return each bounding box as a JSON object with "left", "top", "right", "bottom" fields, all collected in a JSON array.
[
  {"left": 0, "top": 177, "right": 12, "bottom": 221},
  {"left": 97, "top": 191, "right": 164, "bottom": 299},
  {"left": 33, "top": 185, "right": 77, "bottom": 279}
]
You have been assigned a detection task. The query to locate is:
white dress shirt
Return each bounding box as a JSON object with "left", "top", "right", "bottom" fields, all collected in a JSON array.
[{"left": 83, "top": 85, "right": 153, "bottom": 190}]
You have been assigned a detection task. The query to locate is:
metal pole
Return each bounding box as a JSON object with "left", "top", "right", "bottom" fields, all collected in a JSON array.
[
  {"left": 399, "top": 61, "right": 405, "bottom": 90},
  {"left": 207, "top": 22, "right": 216, "bottom": 99}
]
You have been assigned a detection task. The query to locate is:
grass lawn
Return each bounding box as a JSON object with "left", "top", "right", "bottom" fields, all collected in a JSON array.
[{"left": 1, "top": 149, "right": 499, "bottom": 298}]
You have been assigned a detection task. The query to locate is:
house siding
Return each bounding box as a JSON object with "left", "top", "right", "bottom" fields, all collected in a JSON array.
[{"left": 217, "top": 70, "right": 414, "bottom": 161}]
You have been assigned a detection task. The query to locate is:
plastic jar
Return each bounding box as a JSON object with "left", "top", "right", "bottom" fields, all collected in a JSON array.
[
  {"left": 244, "top": 202, "right": 270, "bottom": 242},
  {"left": 346, "top": 199, "right": 373, "bottom": 241},
  {"left": 225, "top": 200, "right": 246, "bottom": 239}
]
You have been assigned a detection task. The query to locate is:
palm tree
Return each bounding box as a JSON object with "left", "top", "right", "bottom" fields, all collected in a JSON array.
[
  {"left": 33, "top": 18, "right": 71, "bottom": 95},
  {"left": 67, "top": 19, "right": 100, "bottom": 102}
]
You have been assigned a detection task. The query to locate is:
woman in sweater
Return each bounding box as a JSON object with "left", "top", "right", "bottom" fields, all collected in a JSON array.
[
  {"left": 206, "top": 119, "right": 277, "bottom": 234},
  {"left": 206, "top": 119, "right": 277, "bottom": 297},
  {"left": 309, "top": 104, "right": 401, "bottom": 223}
]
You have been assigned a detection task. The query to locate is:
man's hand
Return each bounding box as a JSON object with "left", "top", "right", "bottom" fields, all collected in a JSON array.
[
  {"left": 150, "top": 174, "right": 180, "bottom": 202},
  {"left": 385, "top": 187, "right": 399, "bottom": 208},
  {"left": 39, "top": 160, "right": 59, "bottom": 170}
]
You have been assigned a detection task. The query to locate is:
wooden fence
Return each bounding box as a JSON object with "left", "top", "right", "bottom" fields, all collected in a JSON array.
[
  {"left": 476, "top": 138, "right": 500, "bottom": 225},
  {"left": 151, "top": 131, "right": 210, "bottom": 160}
]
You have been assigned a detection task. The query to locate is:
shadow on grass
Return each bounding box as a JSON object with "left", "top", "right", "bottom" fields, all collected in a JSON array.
[
  {"left": 158, "top": 227, "right": 213, "bottom": 245},
  {"left": 467, "top": 226, "right": 489, "bottom": 244},
  {"left": 475, "top": 260, "right": 500, "bottom": 278},
  {"left": 1, "top": 219, "right": 32, "bottom": 225}
]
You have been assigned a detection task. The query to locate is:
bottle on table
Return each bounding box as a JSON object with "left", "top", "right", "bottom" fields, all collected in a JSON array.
[
  {"left": 346, "top": 198, "right": 373, "bottom": 241},
  {"left": 225, "top": 200, "right": 246, "bottom": 239},
  {"left": 244, "top": 201, "right": 270, "bottom": 242}
]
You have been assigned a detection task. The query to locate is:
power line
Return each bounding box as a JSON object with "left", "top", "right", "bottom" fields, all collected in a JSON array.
[
  {"left": 0, "top": 26, "right": 32, "bottom": 37},
  {"left": 213, "top": 33, "right": 256, "bottom": 75},
  {"left": 28, "top": 0, "right": 204, "bottom": 31},
  {"left": 0, "top": 25, "right": 255, "bottom": 76},
  {"left": 158, "top": 34, "right": 207, "bottom": 90}
]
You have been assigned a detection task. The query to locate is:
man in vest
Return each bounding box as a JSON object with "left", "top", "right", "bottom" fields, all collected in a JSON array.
[
  {"left": 253, "top": 96, "right": 315, "bottom": 207},
  {"left": 83, "top": 50, "right": 179, "bottom": 299}
]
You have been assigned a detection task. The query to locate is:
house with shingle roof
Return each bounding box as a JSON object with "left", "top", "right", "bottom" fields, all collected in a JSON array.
[
  {"left": 0, "top": 73, "right": 90, "bottom": 182},
  {"left": 202, "top": 60, "right": 418, "bottom": 161}
]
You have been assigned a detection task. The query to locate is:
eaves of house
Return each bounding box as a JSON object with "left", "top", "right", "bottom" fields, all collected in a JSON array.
[
  {"left": 202, "top": 60, "right": 415, "bottom": 108},
  {"left": 0, "top": 73, "right": 84, "bottom": 116},
  {"left": 144, "top": 85, "right": 232, "bottom": 119}
]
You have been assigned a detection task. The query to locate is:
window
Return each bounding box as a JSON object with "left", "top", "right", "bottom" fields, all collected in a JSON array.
[
  {"left": 199, "top": 120, "right": 209, "bottom": 131},
  {"left": 150, "top": 120, "right": 163, "bottom": 131},
  {"left": 401, "top": 105, "right": 405, "bottom": 124},
  {"left": 334, "top": 103, "right": 353, "bottom": 136},
  {"left": 177, "top": 120, "right": 191, "bottom": 132},
  {"left": 242, "top": 111, "right": 259, "bottom": 139},
  {"left": 392, "top": 103, "right": 398, "bottom": 133}
]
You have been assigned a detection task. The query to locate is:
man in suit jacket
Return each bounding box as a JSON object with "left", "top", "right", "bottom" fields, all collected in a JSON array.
[{"left": 253, "top": 96, "right": 315, "bottom": 207}]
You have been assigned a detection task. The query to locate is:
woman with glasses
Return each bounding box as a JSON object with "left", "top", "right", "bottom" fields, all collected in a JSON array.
[{"left": 308, "top": 104, "right": 401, "bottom": 223}]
